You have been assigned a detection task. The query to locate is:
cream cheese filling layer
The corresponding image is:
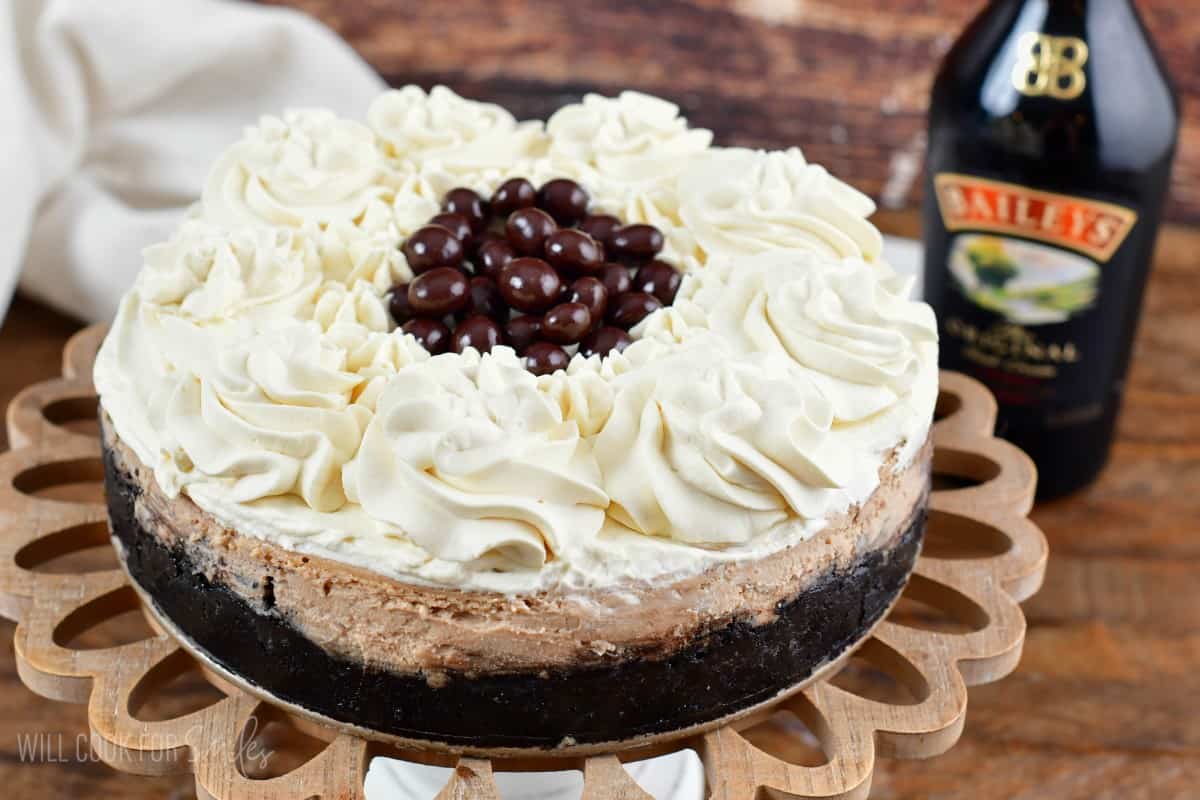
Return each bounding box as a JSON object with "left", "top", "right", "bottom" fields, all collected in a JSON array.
[{"left": 93, "top": 87, "right": 939, "bottom": 594}]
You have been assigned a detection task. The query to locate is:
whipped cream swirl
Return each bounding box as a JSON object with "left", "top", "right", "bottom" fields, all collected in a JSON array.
[
  {"left": 595, "top": 342, "right": 852, "bottom": 545},
  {"left": 137, "top": 222, "right": 323, "bottom": 322},
  {"left": 97, "top": 312, "right": 372, "bottom": 512},
  {"left": 542, "top": 91, "right": 712, "bottom": 189},
  {"left": 677, "top": 148, "right": 883, "bottom": 263},
  {"left": 165, "top": 322, "right": 370, "bottom": 512},
  {"left": 347, "top": 349, "right": 608, "bottom": 570},
  {"left": 311, "top": 277, "right": 389, "bottom": 333},
  {"left": 309, "top": 216, "right": 409, "bottom": 294},
  {"left": 369, "top": 86, "right": 547, "bottom": 195},
  {"left": 203, "top": 110, "right": 389, "bottom": 229},
  {"left": 98, "top": 220, "right": 418, "bottom": 513},
  {"left": 645, "top": 250, "right": 938, "bottom": 421},
  {"left": 369, "top": 86, "right": 544, "bottom": 162}
]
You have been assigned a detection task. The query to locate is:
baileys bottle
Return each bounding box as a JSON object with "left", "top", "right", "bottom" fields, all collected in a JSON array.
[{"left": 923, "top": 0, "right": 1180, "bottom": 499}]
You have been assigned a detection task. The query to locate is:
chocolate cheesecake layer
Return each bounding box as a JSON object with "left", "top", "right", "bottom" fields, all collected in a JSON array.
[{"left": 103, "top": 437, "right": 925, "bottom": 750}]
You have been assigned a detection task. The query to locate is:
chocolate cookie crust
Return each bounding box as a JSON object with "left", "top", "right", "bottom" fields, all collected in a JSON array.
[{"left": 103, "top": 439, "right": 925, "bottom": 750}]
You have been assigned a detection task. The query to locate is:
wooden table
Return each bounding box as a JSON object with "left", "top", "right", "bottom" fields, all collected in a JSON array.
[{"left": 0, "top": 218, "right": 1197, "bottom": 798}]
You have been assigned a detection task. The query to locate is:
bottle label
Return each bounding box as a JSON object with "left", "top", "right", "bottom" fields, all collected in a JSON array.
[
  {"left": 935, "top": 174, "right": 1137, "bottom": 262},
  {"left": 932, "top": 173, "right": 1139, "bottom": 414}
]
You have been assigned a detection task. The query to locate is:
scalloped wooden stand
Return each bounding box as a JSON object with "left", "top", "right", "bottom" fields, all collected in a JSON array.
[{"left": 0, "top": 325, "right": 1046, "bottom": 799}]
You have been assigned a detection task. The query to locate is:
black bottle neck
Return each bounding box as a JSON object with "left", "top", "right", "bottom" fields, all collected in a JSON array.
[{"left": 932, "top": 0, "right": 1178, "bottom": 183}]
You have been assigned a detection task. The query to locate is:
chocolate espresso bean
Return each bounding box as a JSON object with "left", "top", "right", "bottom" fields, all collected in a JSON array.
[
  {"left": 544, "top": 229, "right": 604, "bottom": 275},
  {"left": 402, "top": 225, "right": 464, "bottom": 273},
  {"left": 541, "top": 302, "right": 592, "bottom": 345},
  {"left": 388, "top": 283, "right": 415, "bottom": 325},
  {"left": 505, "top": 208, "right": 558, "bottom": 256},
  {"left": 504, "top": 315, "right": 542, "bottom": 354},
  {"left": 567, "top": 277, "right": 608, "bottom": 329},
  {"left": 402, "top": 318, "right": 451, "bottom": 355},
  {"left": 498, "top": 257, "right": 562, "bottom": 313},
  {"left": 579, "top": 326, "right": 634, "bottom": 359},
  {"left": 524, "top": 341, "right": 570, "bottom": 376},
  {"left": 409, "top": 266, "right": 470, "bottom": 315},
  {"left": 634, "top": 259, "right": 682, "bottom": 305},
  {"left": 475, "top": 238, "right": 516, "bottom": 279},
  {"left": 442, "top": 187, "right": 488, "bottom": 232},
  {"left": 429, "top": 212, "right": 473, "bottom": 244},
  {"left": 490, "top": 177, "right": 537, "bottom": 218},
  {"left": 465, "top": 276, "right": 508, "bottom": 319},
  {"left": 537, "top": 178, "right": 590, "bottom": 226},
  {"left": 453, "top": 315, "right": 505, "bottom": 354},
  {"left": 607, "top": 291, "right": 663, "bottom": 329},
  {"left": 577, "top": 214, "right": 622, "bottom": 249},
  {"left": 599, "top": 262, "right": 632, "bottom": 297},
  {"left": 610, "top": 224, "right": 665, "bottom": 263}
]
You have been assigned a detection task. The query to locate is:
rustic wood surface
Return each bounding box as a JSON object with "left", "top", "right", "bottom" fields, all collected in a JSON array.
[
  {"left": 0, "top": 213, "right": 1195, "bottom": 797},
  {"left": 260, "top": 0, "right": 1200, "bottom": 226}
]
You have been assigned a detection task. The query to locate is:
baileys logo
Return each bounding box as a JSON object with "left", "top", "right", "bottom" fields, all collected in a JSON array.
[{"left": 935, "top": 174, "right": 1137, "bottom": 263}]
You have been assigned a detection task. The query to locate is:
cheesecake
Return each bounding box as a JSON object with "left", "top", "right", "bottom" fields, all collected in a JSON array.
[{"left": 94, "top": 87, "right": 939, "bottom": 750}]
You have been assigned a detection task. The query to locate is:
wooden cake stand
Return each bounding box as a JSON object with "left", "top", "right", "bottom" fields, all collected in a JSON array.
[{"left": 0, "top": 326, "right": 1046, "bottom": 799}]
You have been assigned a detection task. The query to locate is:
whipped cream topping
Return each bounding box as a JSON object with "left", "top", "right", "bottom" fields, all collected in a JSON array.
[
  {"left": 203, "top": 110, "right": 390, "bottom": 229},
  {"left": 95, "top": 86, "right": 939, "bottom": 594},
  {"left": 595, "top": 343, "right": 846, "bottom": 545},
  {"left": 642, "top": 249, "right": 938, "bottom": 422},
  {"left": 138, "top": 222, "right": 324, "bottom": 322},
  {"left": 369, "top": 86, "right": 546, "bottom": 180},
  {"left": 677, "top": 148, "right": 884, "bottom": 263},
  {"left": 537, "top": 92, "right": 711, "bottom": 206},
  {"left": 347, "top": 348, "right": 608, "bottom": 571}
]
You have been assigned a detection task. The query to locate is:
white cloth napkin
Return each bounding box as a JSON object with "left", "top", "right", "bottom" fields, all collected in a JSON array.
[{"left": 0, "top": 0, "right": 385, "bottom": 325}]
